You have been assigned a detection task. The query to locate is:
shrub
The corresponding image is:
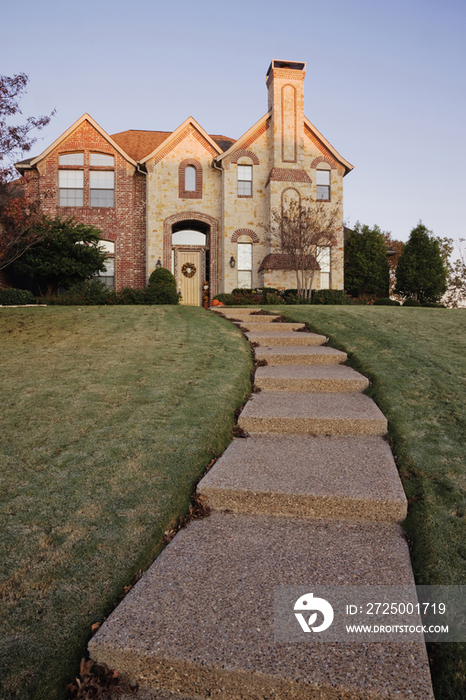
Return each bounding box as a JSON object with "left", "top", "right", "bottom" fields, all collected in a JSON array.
[
  {"left": 265, "top": 292, "right": 282, "bottom": 305},
  {"left": 146, "top": 282, "right": 179, "bottom": 305},
  {"left": 374, "top": 297, "right": 401, "bottom": 306},
  {"left": 312, "top": 290, "right": 354, "bottom": 305},
  {"left": 403, "top": 298, "right": 421, "bottom": 307},
  {"left": 421, "top": 302, "right": 446, "bottom": 308},
  {"left": 0, "top": 288, "right": 37, "bottom": 305},
  {"left": 230, "top": 289, "right": 256, "bottom": 305},
  {"left": 116, "top": 287, "right": 147, "bottom": 305},
  {"left": 148, "top": 267, "right": 177, "bottom": 289},
  {"left": 46, "top": 279, "right": 115, "bottom": 305},
  {"left": 213, "top": 293, "right": 234, "bottom": 305}
]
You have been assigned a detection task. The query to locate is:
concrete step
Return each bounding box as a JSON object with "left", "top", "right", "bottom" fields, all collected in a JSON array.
[
  {"left": 234, "top": 321, "right": 305, "bottom": 332},
  {"left": 211, "top": 307, "right": 262, "bottom": 316},
  {"left": 198, "top": 435, "right": 406, "bottom": 522},
  {"left": 89, "top": 512, "right": 433, "bottom": 700},
  {"left": 255, "top": 345, "right": 347, "bottom": 365},
  {"left": 255, "top": 364, "right": 369, "bottom": 391},
  {"left": 238, "top": 392, "right": 387, "bottom": 436},
  {"left": 246, "top": 331, "right": 326, "bottom": 346},
  {"left": 226, "top": 314, "right": 276, "bottom": 323}
]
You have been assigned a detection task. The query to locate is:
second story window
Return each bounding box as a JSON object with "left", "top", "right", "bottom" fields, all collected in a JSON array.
[
  {"left": 316, "top": 169, "right": 330, "bottom": 200},
  {"left": 90, "top": 171, "right": 114, "bottom": 207},
  {"left": 59, "top": 170, "right": 84, "bottom": 206},
  {"left": 185, "top": 165, "right": 196, "bottom": 191},
  {"left": 237, "top": 164, "right": 252, "bottom": 196}
]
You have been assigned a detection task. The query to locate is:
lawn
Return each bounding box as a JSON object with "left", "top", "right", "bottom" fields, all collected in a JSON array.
[
  {"left": 275, "top": 304, "right": 466, "bottom": 700},
  {"left": 0, "top": 305, "right": 252, "bottom": 700}
]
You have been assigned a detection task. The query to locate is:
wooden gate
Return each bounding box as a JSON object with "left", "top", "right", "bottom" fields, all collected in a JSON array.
[{"left": 177, "top": 251, "right": 201, "bottom": 306}]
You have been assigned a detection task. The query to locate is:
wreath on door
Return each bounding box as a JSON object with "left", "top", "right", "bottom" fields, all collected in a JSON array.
[{"left": 181, "top": 262, "right": 196, "bottom": 278}]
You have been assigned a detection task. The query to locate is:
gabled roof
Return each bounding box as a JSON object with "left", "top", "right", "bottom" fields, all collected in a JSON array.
[
  {"left": 139, "top": 117, "right": 226, "bottom": 165},
  {"left": 303, "top": 116, "right": 353, "bottom": 175},
  {"left": 15, "top": 114, "right": 138, "bottom": 171},
  {"left": 111, "top": 130, "right": 172, "bottom": 162},
  {"left": 110, "top": 129, "right": 235, "bottom": 162},
  {"left": 216, "top": 112, "right": 271, "bottom": 162}
]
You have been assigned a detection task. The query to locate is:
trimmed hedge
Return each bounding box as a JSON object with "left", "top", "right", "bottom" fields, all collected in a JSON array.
[{"left": 0, "top": 288, "right": 37, "bottom": 305}]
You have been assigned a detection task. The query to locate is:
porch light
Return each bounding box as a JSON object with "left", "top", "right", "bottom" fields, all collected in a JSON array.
[
  {"left": 230, "top": 256, "right": 236, "bottom": 268},
  {"left": 156, "top": 258, "right": 162, "bottom": 268}
]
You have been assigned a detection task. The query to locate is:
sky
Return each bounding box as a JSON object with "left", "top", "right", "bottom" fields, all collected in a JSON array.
[{"left": 1, "top": 0, "right": 465, "bottom": 248}]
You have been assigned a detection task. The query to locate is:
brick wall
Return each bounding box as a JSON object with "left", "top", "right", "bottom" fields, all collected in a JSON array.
[{"left": 23, "top": 120, "right": 146, "bottom": 290}]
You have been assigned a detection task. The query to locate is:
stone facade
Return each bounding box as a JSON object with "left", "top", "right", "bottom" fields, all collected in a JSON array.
[{"left": 16, "top": 60, "right": 353, "bottom": 304}]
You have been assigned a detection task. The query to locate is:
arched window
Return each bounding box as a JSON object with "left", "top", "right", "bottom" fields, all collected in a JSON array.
[
  {"left": 179, "top": 159, "right": 202, "bottom": 199},
  {"left": 172, "top": 230, "right": 206, "bottom": 246},
  {"left": 185, "top": 166, "right": 196, "bottom": 192}
]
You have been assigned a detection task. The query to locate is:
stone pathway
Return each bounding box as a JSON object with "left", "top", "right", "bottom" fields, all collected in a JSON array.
[{"left": 89, "top": 307, "right": 434, "bottom": 700}]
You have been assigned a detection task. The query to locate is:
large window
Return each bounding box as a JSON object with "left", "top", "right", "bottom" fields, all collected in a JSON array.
[
  {"left": 58, "top": 152, "right": 115, "bottom": 208},
  {"left": 317, "top": 246, "right": 331, "bottom": 289},
  {"left": 59, "top": 170, "right": 84, "bottom": 206},
  {"left": 316, "top": 169, "right": 330, "bottom": 200},
  {"left": 237, "top": 243, "right": 252, "bottom": 288},
  {"left": 237, "top": 164, "right": 252, "bottom": 196},
  {"left": 90, "top": 171, "right": 114, "bottom": 207}
]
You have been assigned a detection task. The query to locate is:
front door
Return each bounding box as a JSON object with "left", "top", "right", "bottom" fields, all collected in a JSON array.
[{"left": 177, "top": 250, "right": 201, "bottom": 306}]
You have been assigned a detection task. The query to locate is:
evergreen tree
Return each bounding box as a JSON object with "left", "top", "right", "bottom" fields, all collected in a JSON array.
[
  {"left": 344, "top": 222, "right": 389, "bottom": 297},
  {"left": 394, "top": 223, "right": 448, "bottom": 303},
  {"left": 12, "top": 216, "right": 107, "bottom": 296}
]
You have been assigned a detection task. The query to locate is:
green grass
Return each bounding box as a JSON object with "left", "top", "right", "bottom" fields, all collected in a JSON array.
[
  {"left": 0, "top": 306, "right": 252, "bottom": 700},
  {"left": 273, "top": 305, "right": 466, "bottom": 699}
]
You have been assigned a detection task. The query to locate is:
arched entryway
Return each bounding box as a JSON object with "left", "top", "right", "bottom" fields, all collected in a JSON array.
[{"left": 163, "top": 212, "right": 219, "bottom": 306}]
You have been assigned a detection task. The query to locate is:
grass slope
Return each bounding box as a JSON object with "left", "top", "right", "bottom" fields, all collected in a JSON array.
[
  {"left": 276, "top": 305, "right": 466, "bottom": 699},
  {"left": 0, "top": 306, "right": 252, "bottom": 700}
]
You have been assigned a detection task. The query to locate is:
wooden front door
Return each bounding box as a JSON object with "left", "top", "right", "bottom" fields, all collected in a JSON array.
[{"left": 177, "top": 251, "right": 201, "bottom": 306}]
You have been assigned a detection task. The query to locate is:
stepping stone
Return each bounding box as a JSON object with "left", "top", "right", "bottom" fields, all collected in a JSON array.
[
  {"left": 255, "top": 345, "right": 347, "bottom": 365},
  {"left": 235, "top": 321, "right": 305, "bottom": 332},
  {"left": 198, "top": 435, "right": 407, "bottom": 522},
  {"left": 89, "top": 512, "right": 433, "bottom": 700},
  {"left": 255, "top": 364, "right": 369, "bottom": 391},
  {"left": 238, "top": 392, "right": 387, "bottom": 435},
  {"left": 246, "top": 331, "right": 326, "bottom": 346}
]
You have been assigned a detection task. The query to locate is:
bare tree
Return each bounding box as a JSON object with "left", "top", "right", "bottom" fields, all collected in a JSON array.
[
  {"left": 0, "top": 73, "right": 54, "bottom": 270},
  {"left": 270, "top": 196, "right": 341, "bottom": 299}
]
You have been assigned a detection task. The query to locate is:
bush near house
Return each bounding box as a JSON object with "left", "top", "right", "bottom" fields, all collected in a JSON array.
[
  {"left": 44, "top": 279, "right": 180, "bottom": 306},
  {"left": 0, "top": 287, "right": 36, "bottom": 305}
]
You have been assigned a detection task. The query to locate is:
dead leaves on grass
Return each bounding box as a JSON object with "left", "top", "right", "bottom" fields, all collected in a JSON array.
[{"left": 66, "top": 657, "right": 138, "bottom": 699}]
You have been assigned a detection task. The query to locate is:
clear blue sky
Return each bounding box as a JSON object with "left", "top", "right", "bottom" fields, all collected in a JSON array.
[{"left": 2, "top": 0, "right": 465, "bottom": 247}]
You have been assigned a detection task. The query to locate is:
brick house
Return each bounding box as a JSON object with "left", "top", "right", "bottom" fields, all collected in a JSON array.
[{"left": 15, "top": 60, "right": 353, "bottom": 305}]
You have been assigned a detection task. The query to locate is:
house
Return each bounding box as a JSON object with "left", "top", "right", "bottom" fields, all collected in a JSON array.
[{"left": 16, "top": 60, "right": 353, "bottom": 305}]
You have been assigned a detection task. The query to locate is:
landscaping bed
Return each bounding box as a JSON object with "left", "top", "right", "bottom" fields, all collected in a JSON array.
[{"left": 0, "top": 306, "right": 252, "bottom": 700}]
